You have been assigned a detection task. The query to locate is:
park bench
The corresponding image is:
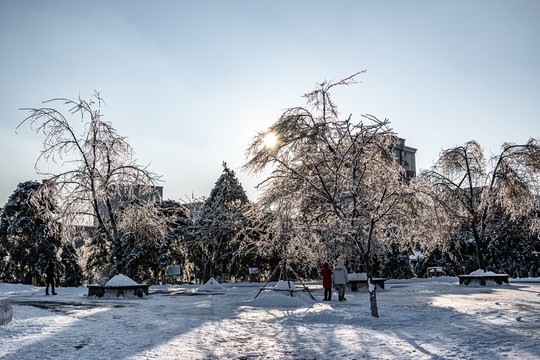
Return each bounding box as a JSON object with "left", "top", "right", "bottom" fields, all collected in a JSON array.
[
  {"left": 87, "top": 284, "right": 150, "bottom": 298},
  {"left": 458, "top": 274, "right": 509, "bottom": 286},
  {"left": 348, "top": 273, "right": 386, "bottom": 291}
]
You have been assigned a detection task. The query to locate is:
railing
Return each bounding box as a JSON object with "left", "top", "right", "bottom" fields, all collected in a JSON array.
[{"left": 0, "top": 299, "right": 13, "bottom": 326}]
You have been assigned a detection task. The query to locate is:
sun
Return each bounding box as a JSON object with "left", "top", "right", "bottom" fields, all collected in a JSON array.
[{"left": 263, "top": 132, "right": 278, "bottom": 149}]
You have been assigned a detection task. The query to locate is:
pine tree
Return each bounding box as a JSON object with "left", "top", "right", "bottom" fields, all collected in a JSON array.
[
  {"left": 193, "top": 162, "right": 249, "bottom": 282},
  {"left": 60, "top": 242, "right": 83, "bottom": 286},
  {"left": 0, "top": 181, "right": 61, "bottom": 284}
]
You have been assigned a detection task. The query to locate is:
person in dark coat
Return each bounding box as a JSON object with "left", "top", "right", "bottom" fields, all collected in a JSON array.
[
  {"left": 320, "top": 262, "right": 333, "bottom": 301},
  {"left": 45, "top": 261, "right": 57, "bottom": 295}
]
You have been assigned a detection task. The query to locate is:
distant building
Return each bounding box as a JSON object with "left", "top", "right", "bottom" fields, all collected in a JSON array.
[{"left": 393, "top": 138, "right": 417, "bottom": 182}]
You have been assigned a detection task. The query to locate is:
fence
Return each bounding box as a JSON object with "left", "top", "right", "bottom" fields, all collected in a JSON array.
[{"left": 0, "top": 299, "right": 13, "bottom": 325}]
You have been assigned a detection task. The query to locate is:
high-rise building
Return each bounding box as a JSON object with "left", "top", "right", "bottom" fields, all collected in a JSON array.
[{"left": 393, "top": 138, "right": 417, "bottom": 182}]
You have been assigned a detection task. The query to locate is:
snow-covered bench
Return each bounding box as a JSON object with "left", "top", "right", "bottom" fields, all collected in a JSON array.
[
  {"left": 458, "top": 274, "right": 509, "bottom": 286},
  {"left": 348, "top": 273, "right": 386, "bottom": 291},
  {"left": 87, "top": 284, "right": 150, "bottom": 298},
  {"left": 88, "top": 274, "right": 150, "bottom": 298}
]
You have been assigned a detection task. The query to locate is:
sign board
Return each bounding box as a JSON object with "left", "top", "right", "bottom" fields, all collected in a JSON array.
[
  {"left": 168, "top": 265, "right": 181, "bottom": 277},
  {"left": 248, "top": 267, "right": 259, "bottom": 275}
]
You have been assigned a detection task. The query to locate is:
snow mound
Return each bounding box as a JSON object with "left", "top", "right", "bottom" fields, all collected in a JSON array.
[
  {"left": 251, "top": 290, "right": 313, "bottom": 308},
  {"left": 469, "top": 269, "right": 499, "bottom": 276},
  {"left": 348, "top": 273, "right": 367, "bottom": 281},
  {"left": 197, "top": 277, "right": 225, "bottom": 292},
  {"left": 105, "top": 274, "right": 138, "bottom": 287},
  {"left": 273, "top": 280, "right": 297, "bottom": 290}
]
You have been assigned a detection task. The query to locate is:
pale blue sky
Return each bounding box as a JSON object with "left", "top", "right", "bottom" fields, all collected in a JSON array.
[{"left": 1, "top": 0, "right": 539, "bottom": 205}]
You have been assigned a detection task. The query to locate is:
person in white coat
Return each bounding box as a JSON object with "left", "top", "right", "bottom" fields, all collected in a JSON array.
[{"left": 332, "top": 259, "right": 348, "bottom": 301}]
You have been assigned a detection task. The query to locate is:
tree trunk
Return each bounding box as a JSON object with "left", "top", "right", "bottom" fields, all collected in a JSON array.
[
  {"left": 365, "top": 221, "right": 380, "bottom": 318},
  {"left": 471, "top": 228, "right": 485, "bottom": 271},
  {"left": 368, "top": 282, "right": 379, "bottom": 318}
]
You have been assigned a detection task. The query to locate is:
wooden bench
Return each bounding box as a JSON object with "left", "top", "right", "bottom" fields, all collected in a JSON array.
[
  {"left": 458, "top": 274, "right": 509, "bottom": 286},
  {"left": 87, "top": 284, "right": 150, "bottom": 298},
  {"left": 349, "top": 278, "right": 386, "bottom": 291},
  {"left": 347, "top": 274, "right": 386, "bottom": 291}
]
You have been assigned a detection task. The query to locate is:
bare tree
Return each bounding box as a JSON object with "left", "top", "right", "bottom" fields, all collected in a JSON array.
[
  {"left": 19, "top": 92, "right": 161, "bottom": 275},
  {"left": 244, "top": 73, "right": 421, "bottom": 317},
  {"left": 421, "top": 140, "right": 540, "bottom": 272},
  {"left": 235, "top": 200, "right": 325, "bottom": 283}
]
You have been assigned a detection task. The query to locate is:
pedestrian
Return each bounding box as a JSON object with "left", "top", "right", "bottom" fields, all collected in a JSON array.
[
  {"left": 320, "top": 262, "right": 333, "bottom": 301},
  {"left": 332, "top": 259, "right": 348, "bottom": 301},
  {"left": 45, "top": 260, "right": 57, "bottom": 295}
]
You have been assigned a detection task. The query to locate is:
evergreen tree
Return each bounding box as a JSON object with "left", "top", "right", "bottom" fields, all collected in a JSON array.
[
  {"left": 85, "top": 227, "right": 112, "bottom": 283},
  {"left": 193, "top": 162, "right": 249, "bottom": 282},
  {"left": 0, "top": 181, "right": 61, "bottom": 284},
  {"left": 485, "top": 211, "right": 540, "bottom": 277},
  {"left": 60, "top": 242, "right": 83, "bottom": 286}
]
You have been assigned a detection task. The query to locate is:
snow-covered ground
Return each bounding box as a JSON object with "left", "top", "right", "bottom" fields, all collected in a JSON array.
[{"left": 1, "top": 277, "right": 539, "bottom": 359}]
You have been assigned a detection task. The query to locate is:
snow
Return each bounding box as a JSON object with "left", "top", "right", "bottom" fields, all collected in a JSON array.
[
  {"left": 348, "top": 272, "right": 367, "bottom": 281},
  {"left": 272, "top": 280, "right": 296, "bottom": 290},
  {"left": 1, "top": 278, "right": 540, "bottom": 359},
  {"left": 251, "top": 290, "right": 314, "bottom": 308},
  {"left": 469, "top": 269, "right": 502, "bottom": 276},
  {"left": 105, "top": 274, "right": 139, "bottom": 287},
  {"left": 197, "top": 277, "right": 225, "bottom": 292}
]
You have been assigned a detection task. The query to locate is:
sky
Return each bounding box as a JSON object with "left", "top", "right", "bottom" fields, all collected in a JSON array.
[{"left": 1, "top": 0, "right": 539, "bottom": 205}]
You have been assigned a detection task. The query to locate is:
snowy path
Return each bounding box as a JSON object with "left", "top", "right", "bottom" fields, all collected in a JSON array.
[{"left": 1, "top": 278, "right": 539, "bottom": 359}]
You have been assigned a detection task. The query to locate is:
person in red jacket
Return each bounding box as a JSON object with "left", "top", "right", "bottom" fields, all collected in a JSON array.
[{"left": 320, "top": 262, "right": 333, "bottom": 301}]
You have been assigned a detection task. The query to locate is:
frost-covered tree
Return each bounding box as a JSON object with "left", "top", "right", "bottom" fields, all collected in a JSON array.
[
  {"left": 157, "top": 200, "right": 192, "bottom": 283},
  {"left": 244, "top": 73, "right": 421, "bottom": 317},
  {"left": 113, "top": 199, "right": 167, "bottom": 283},
  {"left": 420, "top": 140, "right": 540, "bottom": 272},
  {"left": 235, "top": 200, "right": 324, "bottom": 283},
  {"left": 19, "top": 92, "right": 161, "bottom": 275},
  {"left": 0, "top": 181, "right": 61, "bottom": 284},
  {"left": 192, "top": 162, "right": 249, "bottom": 282}
]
